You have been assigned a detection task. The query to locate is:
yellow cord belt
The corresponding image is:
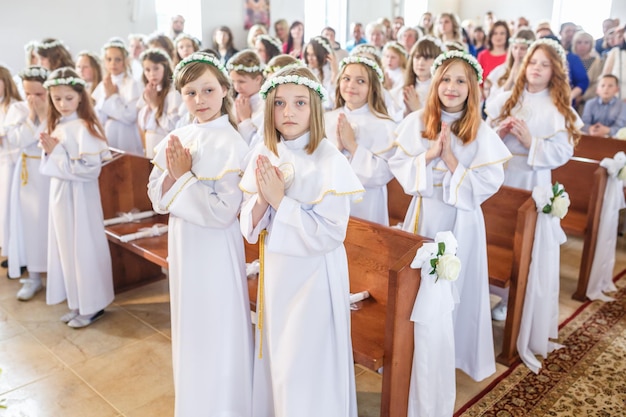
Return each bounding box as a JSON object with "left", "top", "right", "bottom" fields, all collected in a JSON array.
[
  {"left": 21, "top": 153, "right": 41, "bottom": 186},
  {"left": 413, "top": 196, "right": 422, "bottom": 235},
  {"left": 257, "top": 229, "right": 267, "bottom": 359}
]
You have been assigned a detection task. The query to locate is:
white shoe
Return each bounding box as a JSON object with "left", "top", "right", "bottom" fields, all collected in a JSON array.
[
  {"left": 16, "top": 278, "right": 43, "bottom": 301},
  {"left": 491, "top": 301, "right": 507, "bottom": 321},
  {"left": 60, "top": 310, "right": 80, "bottom": 323},
  {"left": 67, "top": 310, "right": 105, "bottom": 328}
]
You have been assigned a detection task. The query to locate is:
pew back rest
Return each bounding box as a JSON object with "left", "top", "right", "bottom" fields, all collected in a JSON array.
[
  {"left": 574, "top": 135, "right": 626, "bottom": 162},
  {"left": 387, "top": 178, "right": 412, "bottom": 228}
]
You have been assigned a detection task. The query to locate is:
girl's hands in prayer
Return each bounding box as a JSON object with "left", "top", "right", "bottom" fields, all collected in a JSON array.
[
  {"left": 256, "top": 155, "right": 285, "bottom": 210},
  {"left": 165, "top": 135, "right": 192, "bottom": 180},
  {"left": 39, "top": 132, "right": 59, "bottom": 154}
]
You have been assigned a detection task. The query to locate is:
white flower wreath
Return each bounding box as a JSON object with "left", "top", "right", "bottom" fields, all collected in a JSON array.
[
  {"left": 528, "top": 38, "right": 567, "bottom": 66},
  {"left": 311, "top": 36, "right": 333, "bottom": 55},
  {"left": 24, "top": 40, "right": 39, "bottom": 52},
  {"left": 431, "top": 50, "right": 484, "bottom": 83},
  {"left": 259, "top": 74, "right": 328, "bottom": 101},
  {"left": 174, "top": 52, "right": 228, "bottom": 79},
  {"left": 43, "top": 76, "right": 87, "bottom": 89},
  {"left": 350, "top": 44, "right": 381, "bottom": 58},
  {"left": 139, "top": 48, "right": 173, "bottom": 64},
  {"left": 417, "top": 35, "right": 446, "bottom": 51},
  {"left": 256, "top": 34, "right": 283, "bottom": 52},
  {"left": 226, "top": 61, "right": 265, "bottom": 73},
  {"left": 263, "top": 61, "right": 305, "bottom": 77},
  {"left": 38, "top": 39, "right": 64, "bottom": 50},
  {"left": 174, "top": 33, "right": 200, "bottom": 47},
  {"left": 19, "top": 66, "right": 49, "bottom": 80},
  {"left": 102, "top": 39, "right": 128, "bottom": 56},
  {"left": 509, "top": 37, "right": 534, "bottom": 46},
  {"left": 383, "top": 41, "right": 407, "bottom": 58},
  {"left": 339, "top": 56, "right": 384, "bottom": 82}
]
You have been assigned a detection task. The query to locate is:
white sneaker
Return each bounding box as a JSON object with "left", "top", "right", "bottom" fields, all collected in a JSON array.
[
  {"left": 67, "top": 310, "right": 105, "bottom": 328},
  {"left": 60, "top": 310, "right": 80, "bottom": 323},
  {"left": 16, "top": 278, "right": 43, "bottom": 301},
  {"left": 492, "top": 301, "right": 507, "bottom": 321}
]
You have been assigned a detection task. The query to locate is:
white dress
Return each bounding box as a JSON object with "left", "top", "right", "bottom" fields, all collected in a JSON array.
[
  {"left": 238, "top": 93, "right": 265, "bottom": 146},
  {"left": 40, "top": 113, "right": 114, "bottom": 315},
  {"left": 147, "top": 115, "right": 253, "bottom": 417},
  {"left": 3, "top": 102, "right": 50, "bottom": 277},
  {"left": 394, "top": 78, "right": 432, "bottom": 119},
  {"left": 240, "top": 133, "right": 363, "bottom": 417},
  {"left": 0, "top": 99, "right": 22, "bottom": 256},
  {"left": 389, "top": 109, "right": 511, "bottom": 381},
  {"left": 92, "top": 72, "right": 143, "bottom": 154},
  {"left": 137, "top": 87, "right": 182, "bottom": 158},
  {"left": 324, "top": 104, "right": 396, "bottom": 225},
  {"left": 485, "top": 88, "right": 581, "bottom": 190}
]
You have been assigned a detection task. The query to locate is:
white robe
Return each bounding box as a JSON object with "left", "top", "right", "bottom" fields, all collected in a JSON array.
[
  {"left": 92, "top": 72, "right": 143, "bottom": 155},
  {"left": 238, "top": 93, "right": 264, "bottom": 146},
  {"left": 147, "top": 115, "right": 253, "bottom": 417},
  {"left": 393, "top": 78, "right": 432, "bottom": 120},
  {"left": 239, "top": 134, "right": 363, "bottom": 417},
  {"left": 324, "top": 104, "right": 396, "bottom": 225},
  {"left": 0, "top": 99, "right": 22, "bottom": 255},
  {"left": 485, "top": 88, "right": 581, "bottom": 190},
  {"left": 40, "top": 113, "right": 114, "bottom": 315},
  {"left": 4, "top": 102, "right": 50, "bottom": 277},
  {"left": 389, "top": 109, "right": 511, "bottom": 381},
  {"left": 137, "top": 86, "right": 182, "bottom": 158}
]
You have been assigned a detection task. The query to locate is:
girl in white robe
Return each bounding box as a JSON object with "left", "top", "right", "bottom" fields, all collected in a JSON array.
[
  {"left": 39, "top": 68, "right": 113, "bottom": 328},
  {"left": 227, "top": 50, "right": 265, "bottom": 146},
  {"left": 4, "top": 67, "right": 51, "bottom": 303},
  {"left": 0, "top": 66, "right": 23, "bottom": 261},
  {"left": 485, "top": 38, "right": 583, "bottom": 320},
  {"left": 147, "top": 53, "right": 253, "bottom": 417},
  {"left": 382, "top": 41, "right": 408, "bottom": 94},
  {"left": 240, "top": 66, "right": 363, "bottom": 417},
  {"left": 92, "top": 38, "right": 143, "bottom": 155},
  {"left": 389, "top": 51, "right": 511, "bottom": 382},
  {"left": 137, "top": 49, "right": 181, "bottom": 158},
  {"left": 325, "top": 55, "right": 396, "bottom": 225},
  {"left": 304, "top": 36, "right": 338, "bottom": 109}
]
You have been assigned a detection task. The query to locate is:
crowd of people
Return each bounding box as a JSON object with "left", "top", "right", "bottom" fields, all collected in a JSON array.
[{"left": 0, "top": 9, "right": 625, "bottom": 417}]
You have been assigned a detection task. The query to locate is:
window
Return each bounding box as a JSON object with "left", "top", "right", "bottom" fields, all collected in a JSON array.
[
  {"left": 154, "top": 0, "right": 202, "bottom": 39},
  {"left": 551, "top": 0, "right": 612, "bottom": 38}
]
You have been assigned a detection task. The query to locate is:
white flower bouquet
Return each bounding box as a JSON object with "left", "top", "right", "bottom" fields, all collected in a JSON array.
[
  {"left": 532, "top": 182, "right": 570, "bottom": 219},
  {"left": 411, "top": 231, "right": 461, "bottom": 282}
]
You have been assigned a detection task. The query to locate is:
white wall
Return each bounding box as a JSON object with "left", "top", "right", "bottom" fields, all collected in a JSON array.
[{"left": 457, "top": 0, "right": 552, "bottom": 28}]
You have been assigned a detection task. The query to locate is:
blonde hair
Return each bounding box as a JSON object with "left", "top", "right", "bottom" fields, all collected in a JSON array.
[
  {"left": 0, "top": 66, "right": 22, "bottom": 111},
  {"left": 496, "top": 29, "right": 535, "bottom": 87},
  {"left": 494, "top": 43, "right": 580, "bottom": 145},
  {"left": 227, "top": 50, "right": 264, "bottom": 78},
  {"left": 174, "top": 58, "right": 237, "bottom": 129},
  {"left": 422, "top": 58, "right": 481, "bottom": 144},
  {"left": 46, "top": 67, "right": 106, "bottom": 141},
  {"left": 263, "top": 67, "right": 325, "bottom": 156},
  {"left": 435, "top": 13, "right": 463, "bottom": 43},
  {"left": 382, "top": 41, "right": 408, "bottom": 70},
  {"left": 334, "top": 62, "right": 391, "bottom": 120},
  {"left": 75, "top": 51, "right": 103, "bottom": 94}
]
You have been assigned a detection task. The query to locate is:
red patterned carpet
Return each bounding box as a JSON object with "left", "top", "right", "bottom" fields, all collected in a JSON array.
[{"left": 456, "top": 270, "right": 626, "bottom": 416}]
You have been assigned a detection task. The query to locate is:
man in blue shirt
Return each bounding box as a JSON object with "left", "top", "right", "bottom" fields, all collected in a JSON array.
[
  {"left": 346, "top": 22, "right": 367, "bottom": 52},
  {"left": 582, "top": 74, "right": 626, "bottom": 137}
]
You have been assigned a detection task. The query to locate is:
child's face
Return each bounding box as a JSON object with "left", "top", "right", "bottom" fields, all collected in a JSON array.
[
  {"left": 143, "top": 60, "right": 165, "bottom": 86},
  {"left": 230, "top": 71, "right": 262, "bottom": 97},
  {"left": 596, "top": 78, "right": 619, "bottom": 101},
  {"left": 339, "top": 64, "right": 369, "bottom": 110},
  {"left": 129, "top": 39, "right": 144, "bottom": 59},
  {"left": 525, "top": 48, "right": 552, "bottom": 92},
  {"left": 104, "top": 48, "right": 125, "bottom": 76},
  {"left": 305, "top": 44, "right": 319, "bottom": 69},
  {"left": 181, "top": 69, "right": 227, "bottom": 124},
  {"left": 511, "top": 43, "right": 529, "bottom": 63},
  {"left": 76, "top": 55, "right": 94, "bottom": 82},
  {"left": 437, "top": 61, "right": 469, "bottom": 113},
  {"left": 413, "top": 55, "right": 434, "bottom": 82},
  {"left": 22, "top": 80, "right": 47, "bottom": 107},
  {"left": 50, "top": 85, "right": 80, "bottom": 117},
  {"left": 382, "top": 49, "right": 400, "bottom": 70},
  {"left": 438, "top": 17, "right": 453, "bottom": 36},
  {"left": 273, "top": 83, "right": 311, "bottom": 140},
  {"left": 255, "top": 40, "right": 268, "bottom": 63},
  {"left": 177, "top": 39, "right": 195, "bottom": 59}
]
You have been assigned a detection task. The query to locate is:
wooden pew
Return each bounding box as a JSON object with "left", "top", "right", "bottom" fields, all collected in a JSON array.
[
  {"left": 387, "top": 178, "right": 411, "bottom": 228},
  {"left": 246, "top": 217, "right": 425, "bottom": 417},
  {"left": 99, "top": 151, "right": 166, "bottom": 292},
  {"left": 574, "top": 134, "right": 626, "bottom": 162},
  {"left": 552, "top": 158, "right": 608, "bottom": 301},
  {"left": 482, "top": 186, "right": 537, "bottom": 365}
]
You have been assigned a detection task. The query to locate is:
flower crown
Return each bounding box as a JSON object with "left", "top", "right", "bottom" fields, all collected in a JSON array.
[
  {"left": 226, "top": 59, "right": 264, "bottom": 74},
  {"left": 256, "top": 34, "right": 283, "bottom": 52},
  {"left": 339, "top": 56, "right": 384, "bottom": 82},
  {"left": 259, "top": 73, "right": 328, "bottom": 101},
  {"left": 174, "top": 33, "right": 201, "bottom": 47},
  {"left": 102, "top": 39, "right": 128, "bottom": 56},
  {"left": 174, "top": 52, "right": 228, "bottom": 79},
  {"left": 443, "top": 41, "right": 466, "bottom": 52},
  {"left": 38, "top": 39, "right": 64, "bottom": 50},
  {"left": 263, "top": 61, "right": 304, "bottom": 77},
  {"left": 431, "top": 50, "right": 483, "bottom": 83},
  {"left": 350, "top": 44, "right": 381, "bottom": 58},
  {"left": 417, "top": 35, "right": 446, "bottom": 51},
  {"left": 43, "top": 76, "right": 87, "bottom": 89},
  {"left": 139, "top": 48, "right": 173, "bottom": 64},
  {"left": 383, "top": 41, "right": 407, "bottom": 57},
  {"left": 509, "top": 37, "right": 533, "bottom": 46},
  {"left": 77, "top": 50, "right": 102, "bottom": 64},
  {"left": 19, "top": 66, "right": 49, "bottom": 80},
  {"left": 24, "top": 40, "right": 39, "bottom": 52},
  {"left": 529, "top": 38, "right": 567, "bottom": 66},
  {"left": 311, "top": 36, "right": 333, "bottom": 55}
]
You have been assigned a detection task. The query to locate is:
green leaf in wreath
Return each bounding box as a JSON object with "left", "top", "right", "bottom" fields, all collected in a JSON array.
[{"left": 542, "top": 204, "right": 552, "bottom": 214}]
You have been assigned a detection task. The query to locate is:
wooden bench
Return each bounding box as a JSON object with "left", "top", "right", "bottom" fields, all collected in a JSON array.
[
  {"left": 386, "top": 182, "right": 538, "bottom": 366},
  {"left": 482, "top": 186, "right": 537, "bottom": 366},
  {"left": 552, "top": 157, "right": 608, "bottom": 301},
  {"left": 574, "top": 134, "right": 626, "bottom": 162}
]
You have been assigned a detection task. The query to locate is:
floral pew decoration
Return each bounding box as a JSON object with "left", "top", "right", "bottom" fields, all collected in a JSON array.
[
  {"left": 408, "top": 231, "right": 460, "bottom": 417},
  {"left": 587, "top": 151, "right": 626, "bottom": 301},
  {"left": 517, "top": 182, "right": 569, "bottom": 373}
]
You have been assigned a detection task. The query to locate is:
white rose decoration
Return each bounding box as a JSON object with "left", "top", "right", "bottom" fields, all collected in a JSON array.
[
  {"left": 551, "top": 193, "right": 570, "bottom": 219},
  {"left": 619, "top": 167, "right": 626, "bottom": 182},
  {"left": 435, "top": 254, "right": 461, "bottom": 281},
  {"left": 616, "top": 127, "right": 626, "bottom": 140}
]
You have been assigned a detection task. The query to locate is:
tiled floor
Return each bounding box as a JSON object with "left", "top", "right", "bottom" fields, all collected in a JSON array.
[{"left": 1, "top": 234, "right": 624, "bottom": 417}]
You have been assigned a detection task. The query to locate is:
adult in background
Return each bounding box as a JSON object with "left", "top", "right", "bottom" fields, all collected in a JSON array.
[
  {"left": 572, "top": 31, "right": 604, "bottom": 113},
  {"left": 170, "top": 15, "right": 185, "bottom": 40},
  {"left": 322, "top": 27, "right": 348, "bottom": 60},
  {"left": 346, "top": 22, "right": 366, "bottom": 52}
]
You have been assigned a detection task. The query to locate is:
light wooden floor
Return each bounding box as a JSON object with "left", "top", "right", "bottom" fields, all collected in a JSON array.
[{"left": 0, "top": 234, "right": 624, "bottom": 416}]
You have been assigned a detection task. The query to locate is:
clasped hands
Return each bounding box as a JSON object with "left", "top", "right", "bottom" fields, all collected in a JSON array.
[
  {"left": 39, "top": 132, "right": 59, "bottom": 154},
  {"left": 255, "top": 155, "right": 285, "bottom": 211},
  {"left": 336, "top": 113, "right": 357, "bottom": 154},
  {"left": 425, "top": 122, "right": 458, "bottom": 172},
  {"left": 497, "top": 116, "right": 532, "bottom": 148},
  {"left": 166, "top": 135, "right": 192, "bottom": 180}
]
